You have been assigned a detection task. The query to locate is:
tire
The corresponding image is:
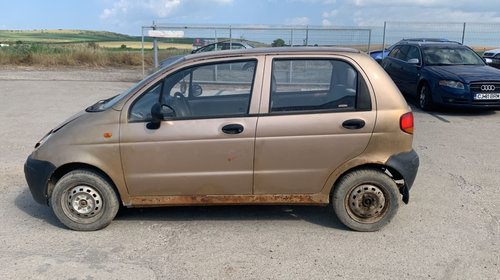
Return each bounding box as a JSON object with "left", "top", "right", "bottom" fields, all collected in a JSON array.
[
  {"left": 50, "top": 169, "right": 120, "bottom": 231},
  {"left": 332, "top": 168, "right": 400, "bottom": 232},
  {"left": 419, "top": 83, "right": 434, "bottom": 111}
]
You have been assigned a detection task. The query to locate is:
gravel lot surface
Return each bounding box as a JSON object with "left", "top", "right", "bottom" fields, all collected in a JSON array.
[{"left": 0, "top": 68, "right": 498, "bottom": 279}]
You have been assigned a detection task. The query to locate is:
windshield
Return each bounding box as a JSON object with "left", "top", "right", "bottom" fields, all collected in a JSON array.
[
  {"left": 86, "top": 55, "right": 186, "bottom": 112},
  {"left": 422, "top": 46, "right": 484, "bottom": 66},
  {"left": 86, "top": 70, "right": 162, "bottom": 112}
]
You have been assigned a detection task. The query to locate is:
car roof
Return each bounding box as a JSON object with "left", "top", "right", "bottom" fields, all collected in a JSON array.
[
  {"left": 395, "top": 41, "right": 462, "bottom": 47},
  {"left": 401, "top": 38, "right": 451, "bottom": 42},
  {"left": 185, "top": 46, "right": 360, "bottom": 61}
]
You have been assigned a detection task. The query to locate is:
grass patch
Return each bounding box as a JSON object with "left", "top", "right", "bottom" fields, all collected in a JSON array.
[{"left": 0, "top": 43, "right": 190, "bottom": 68}]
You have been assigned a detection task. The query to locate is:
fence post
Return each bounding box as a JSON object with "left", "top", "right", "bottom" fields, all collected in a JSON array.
[
  {"left": 290, "top": 29, "right": 294, "bottom": 47},
  {"left": 153, "top": 21, "right": 158, "bottom": 68},
  {"left": 367, "top": 29, "right": 372, "bottom": 53},
  {"left": 305, "top": 26, "right": 309, "bottom": 46},
  {"left": 381, "top": 21, "right": 387, "bottom": 59},
  {"left": 229, "top": 25, "right": 232, "bottom": 49},
  {"left": 461, "top": 22, "right": 466, "bottom": 44},
  {"left": 141, "top": 27, "right": 145, "bottom": 76}
]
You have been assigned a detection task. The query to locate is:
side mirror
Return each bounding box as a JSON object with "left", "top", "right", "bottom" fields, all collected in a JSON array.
[
  {"left": 190, "top": 83, "right": 203, "bottom": 97},
  {"left": 484, "top": 57, "right": 493, "bottom": 64},
  {"left": 407, "top": 58, "right": 420, "bottom": 65},
  {"left": 147, "top": 103, "right": 175, "bottom": 130}
]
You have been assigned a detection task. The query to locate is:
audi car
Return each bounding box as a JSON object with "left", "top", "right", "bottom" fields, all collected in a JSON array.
[{"left": 382, "top": 41, "right": 500, "bottom": 110}]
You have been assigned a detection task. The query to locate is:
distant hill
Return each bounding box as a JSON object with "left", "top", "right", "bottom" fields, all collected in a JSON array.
[{"left": 0, "top": 29, "right": 192, "bottom": 44}]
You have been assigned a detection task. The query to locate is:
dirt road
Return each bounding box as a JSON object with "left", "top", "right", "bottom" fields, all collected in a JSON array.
[{"left": 0, "top": 68, "right": 498, "bottom": 279}]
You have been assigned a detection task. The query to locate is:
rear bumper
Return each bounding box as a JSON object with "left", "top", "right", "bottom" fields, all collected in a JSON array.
[
  {"left": 386, "top": 149, "right": 419, "bottom": 204},
  {"left": 24, "top": 155, "right": 55, "bottom": 205}
]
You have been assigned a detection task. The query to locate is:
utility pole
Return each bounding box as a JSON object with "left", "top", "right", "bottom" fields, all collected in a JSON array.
[{"left": 153, "top": 20, "right": 158, "bottom": 68}]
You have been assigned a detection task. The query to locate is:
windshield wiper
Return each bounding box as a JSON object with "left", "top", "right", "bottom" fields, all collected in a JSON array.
[{"left": 86, "top": 95, "right": 118, "bottom": 112}]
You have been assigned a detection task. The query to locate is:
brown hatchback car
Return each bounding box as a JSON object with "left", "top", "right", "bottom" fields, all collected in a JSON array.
[{"left": 25, "top": 47, "right": 419, "bottom": 231}]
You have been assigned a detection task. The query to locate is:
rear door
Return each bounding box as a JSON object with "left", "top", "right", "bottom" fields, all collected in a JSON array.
[{"left": 253, "top": 55, "right": 376, "bottom": 194}]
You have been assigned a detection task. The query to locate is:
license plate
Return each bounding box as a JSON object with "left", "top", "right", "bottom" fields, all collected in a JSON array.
[{"left": 474, "top": 93, "right": 500, "bottom": 100}]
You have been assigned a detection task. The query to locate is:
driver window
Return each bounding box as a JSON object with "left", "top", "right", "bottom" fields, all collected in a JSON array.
[
  {"left": 162, "top": 60, "right": 257, "bottom": 119},
  {"left": 129, "top": 59, "right": 257, "bottom": 122}
]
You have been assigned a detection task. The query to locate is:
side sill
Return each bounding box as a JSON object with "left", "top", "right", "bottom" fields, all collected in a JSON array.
[{"left": 126, "top": 194, "right": 330, "bottom": 207}]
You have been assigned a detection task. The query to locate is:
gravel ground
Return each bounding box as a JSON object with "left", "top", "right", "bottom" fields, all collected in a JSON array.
[{"left": 0, "top": 68, "right": 498, "bottom": 279}]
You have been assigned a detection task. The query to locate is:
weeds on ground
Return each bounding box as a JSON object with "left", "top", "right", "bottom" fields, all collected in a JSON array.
[{"left": 0, "top": 42, "right": 188, "bottom": 68}]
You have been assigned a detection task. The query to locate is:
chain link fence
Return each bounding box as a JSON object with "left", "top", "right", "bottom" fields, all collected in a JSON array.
[
  {"left": 140, "top": 22, "right": 500, "bottom": 74},
  {"left": 375, "top": 21, "right": 500, "bottom": 53},
  {"left": 141, "top": 24, "right": 372, "bottom": 74}
]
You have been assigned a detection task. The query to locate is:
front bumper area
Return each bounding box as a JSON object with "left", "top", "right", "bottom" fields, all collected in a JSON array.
[
  {"left": 386, "top": 149, "right": 419, "bottom": 204},
  {"left": 24, "top": 155, "right": 56, "bottom": 205}
]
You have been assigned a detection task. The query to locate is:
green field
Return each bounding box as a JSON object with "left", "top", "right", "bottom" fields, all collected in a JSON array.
[
  {"left": 0, "top": 29, "right": 194, "bottom": 68},
  {"left": 0, "top": 29, "right": 194, "bottom": 45}
]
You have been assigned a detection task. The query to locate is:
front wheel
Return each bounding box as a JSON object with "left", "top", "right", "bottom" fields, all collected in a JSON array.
[
  {"left": 50, "top": 169, "right": 120, "bottom": 231},
  {"left": 332, "top": 168, "right": 400, "bottom": 232},
  {"left": 419, "top": 83, "right": 434, "bottom": 111}
]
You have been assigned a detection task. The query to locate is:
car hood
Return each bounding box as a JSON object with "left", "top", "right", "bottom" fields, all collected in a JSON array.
[
  {"left": 53, "top": 110, "right": 86, "bottom": 132},
  {"left": 425, "top": 65, "right": 500, "bottom": 83}
]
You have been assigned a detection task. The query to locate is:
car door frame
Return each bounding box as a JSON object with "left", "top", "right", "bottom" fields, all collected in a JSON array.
[
  {"left": 117, "top": 55, "right": 265, "bottom": 204},
  {"left": 254, "top": 54, "right": 377, "bottom": 195}
]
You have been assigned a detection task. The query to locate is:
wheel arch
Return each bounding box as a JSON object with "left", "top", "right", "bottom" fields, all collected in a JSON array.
[
  {"left": 47, "top": 162, "right": 122, "bottom": 205},
  {"left": 417, "top": 78, "right": 429, "bottom": 93},
  {"left": 329, "top": 163, "right": 405, "bottom": 199}
]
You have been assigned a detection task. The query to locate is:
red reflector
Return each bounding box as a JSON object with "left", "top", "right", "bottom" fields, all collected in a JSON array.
[{"left": 400, "top": 112, "right": 414, "bottom": 134}]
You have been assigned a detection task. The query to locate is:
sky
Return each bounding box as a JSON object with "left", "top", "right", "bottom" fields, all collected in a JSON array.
[{"left": 1, "top": 0, "right": 500, "bottom": 36}]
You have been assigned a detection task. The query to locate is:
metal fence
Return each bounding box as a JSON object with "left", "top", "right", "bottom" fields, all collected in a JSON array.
[
  {"left": 376, "top": 21, "right": 500, "bottom": 53},
  {"left": 140, "top": 21, "right": 500, "bottom": 74},
  {"left": 141, "top": 23, "right": 372, "bottom": 74}
]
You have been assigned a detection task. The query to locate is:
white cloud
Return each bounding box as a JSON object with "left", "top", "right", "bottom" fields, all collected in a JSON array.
[
  {"left": 101, "top": 0, "right": 233, "bottom": 24},
  {"left": 351, "top": 6, "right": 500, "bottom": 26},
  {"left": 322, "top": 9, "right": 338, "bottom": 18},
  {"left": 285, "top": 17, "right": 310, "bottom": 25},
  {"left": 322, "top": 19, "right": 332, "bottom": 26}
]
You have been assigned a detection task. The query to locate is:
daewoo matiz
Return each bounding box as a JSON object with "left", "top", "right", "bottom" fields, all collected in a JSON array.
[{"left": 25, "top": 47, "right": 419, "bottom": 231}]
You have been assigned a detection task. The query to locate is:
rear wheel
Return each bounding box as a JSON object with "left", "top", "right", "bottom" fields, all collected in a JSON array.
[
  {"left": 50, "top": 169, "right": 119, "bottom": 231},
  {"left": 419, "top": 83, "right": 434, "bottom": 111},
  {"left": 332, "top": 168, "right": 400, "bottom": 232}
]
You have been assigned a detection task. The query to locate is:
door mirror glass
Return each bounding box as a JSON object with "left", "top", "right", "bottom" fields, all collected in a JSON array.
[{"left": 191, "top": 83, "right": 203, "bottom": 97}]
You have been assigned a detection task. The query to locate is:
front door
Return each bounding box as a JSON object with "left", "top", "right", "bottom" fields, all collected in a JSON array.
[{"left": 120, "top": 59, "right": 261, "bottom": 196}]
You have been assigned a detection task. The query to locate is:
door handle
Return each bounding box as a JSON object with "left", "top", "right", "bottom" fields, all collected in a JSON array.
[
  {"left": 342, "top": 119, "right": 365, "bottom": 130},
  {"left": 222, "top": 124, "right": 244, "bottom": 134}
]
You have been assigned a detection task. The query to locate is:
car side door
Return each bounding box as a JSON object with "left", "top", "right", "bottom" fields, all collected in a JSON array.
[
  {"left": 119, "top": 58, "right": 263, "bottom": 197},
  {"left": 383, "top": 45, "right": 408, "bottom": 90},
  {"left": 253, "top": 55, "right": 376, "bottom": 194},
  {"left": 399, "top": 46, "right": 422, "bottom": 95}
]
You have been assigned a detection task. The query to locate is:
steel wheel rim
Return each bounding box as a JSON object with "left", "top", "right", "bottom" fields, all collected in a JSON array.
[
  {"left": 64, "top": 185, "right": 104, "bottom": 219},
  {"left": 345, "top": 183, "right": 388, "bottom": 223}
]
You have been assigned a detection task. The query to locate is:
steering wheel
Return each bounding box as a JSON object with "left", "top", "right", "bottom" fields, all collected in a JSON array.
[{"left": 173, "top": 92, "right": 192, "bottom": 117}]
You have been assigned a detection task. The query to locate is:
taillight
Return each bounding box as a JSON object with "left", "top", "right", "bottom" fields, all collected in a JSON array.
[{"left": 400, "top": 112, "right": 414, "bottom": 134}]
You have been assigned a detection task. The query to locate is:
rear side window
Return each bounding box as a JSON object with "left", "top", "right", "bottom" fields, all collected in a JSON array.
[{"left": 270, "top": 59, "right": 371, "bottom": 113}]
